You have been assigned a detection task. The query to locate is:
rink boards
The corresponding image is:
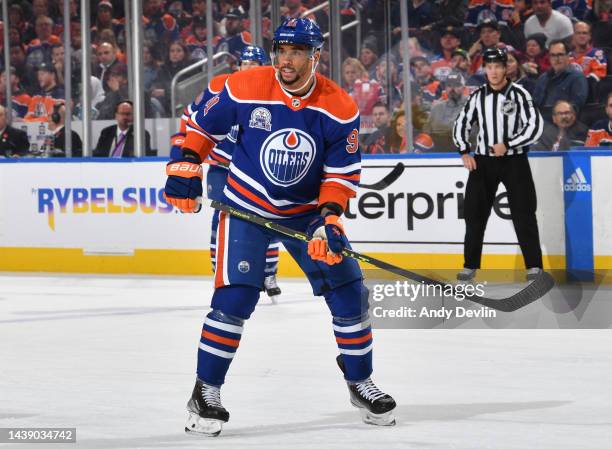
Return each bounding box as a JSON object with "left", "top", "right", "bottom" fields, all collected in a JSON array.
[{"left": 0, "top": 151, "right": 611, "bottom": 275}]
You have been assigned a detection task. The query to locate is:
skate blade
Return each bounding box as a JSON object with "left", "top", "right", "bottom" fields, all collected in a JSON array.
[
  {"left": 185, "top": 411, "right": 224, "bottom": 437},
  {"left": 350, "top": 400, "right": 396, "bottom": 426},
  {"left": 359, "top": 408, "right": 396, "bottom": 426}
]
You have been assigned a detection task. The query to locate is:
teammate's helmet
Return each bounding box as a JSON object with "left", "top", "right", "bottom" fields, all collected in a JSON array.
[
  {"left": 482, "top": 47, "right": 508, "bottom": 66},
  {"left": 240, "top": 45, "right": 269, "bottom": 65},
  {"left": 272, "top": 18, "right": 324, "bottom": 51}
]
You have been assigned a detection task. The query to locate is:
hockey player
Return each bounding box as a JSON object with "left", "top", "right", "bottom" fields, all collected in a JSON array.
[
  {"left": 164, "top": 18, "right": 396, "bottom": 436},
  {"left": 171, "top": 45, "right": 282, "bottom": 301}
]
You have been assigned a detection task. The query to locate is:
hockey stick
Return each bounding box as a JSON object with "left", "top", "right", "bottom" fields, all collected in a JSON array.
[
  {"left": 202, "top": 198, "right": 555, "bottom": 312},
  {"left": 203, "top": 160, "right": 405, "bottom": 192}
]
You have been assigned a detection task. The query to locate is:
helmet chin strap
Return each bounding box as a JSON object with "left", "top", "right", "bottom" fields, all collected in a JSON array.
[{"left": 274, "top": 54, "right": 320, "bottom": 95}]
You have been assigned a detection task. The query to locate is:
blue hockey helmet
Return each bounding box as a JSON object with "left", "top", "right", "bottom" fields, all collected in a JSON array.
[
  {"left": 272, "top": 18, "right": 324, "bottom": 51},
  {"left": 239, "top": 45, "right": 269, "bottom": 65}
]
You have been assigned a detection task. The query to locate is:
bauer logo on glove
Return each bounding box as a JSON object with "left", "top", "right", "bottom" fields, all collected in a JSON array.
[{"left": 164, "top": 159, "right": 204, "bottom": 213}]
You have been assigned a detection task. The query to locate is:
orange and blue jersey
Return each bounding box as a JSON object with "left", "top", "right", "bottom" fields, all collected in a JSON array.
[
  {"left": 184, "top": 66, "right": 361, "bottom": 219},
  {"left": 466, "top": 0, "right": 515, "bottom": 27},
  {"left": 215, "top": 31, "right": 252, "bottom": 60},
  {"left": 430, "top": 55, "right": 454, "bottom": 82},
  {"left": 571, "top": 46, "right": 607, "bottom": 81},
  {"left": 585, "top": 120, "right": 612, "bottom": 147}
]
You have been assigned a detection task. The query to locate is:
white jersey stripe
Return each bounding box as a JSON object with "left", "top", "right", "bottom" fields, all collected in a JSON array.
[
  {"left": 323, "top": 162, "right": 362, "bottom": 174},
  {"left": 339, "top": 343, "right": 373, "bottom": 356},
  {"left": 230, "top": 164, "right": 318, "bottom": 207},
  {"left": 204, "top": 318, "right": 244, "bottom": 335},
  {"left": 321, "top": 178, "right": 359, "bottom": 192},
  {"left": 199, "top": 342, "right": 235, "bottom": 359},
  {"left": 333, "top": 320, "right": 372, "bottom": 333}
]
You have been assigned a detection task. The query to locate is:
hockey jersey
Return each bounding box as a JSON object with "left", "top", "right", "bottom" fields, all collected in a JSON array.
[
  {"left": 570, "top": 46, "right": 607, "bottom": 81},
  {"left": 184, "top": 66, "right": 361, "bottom": 218},
  {"left": 585, "top": 120, "right": 612, "bottom": 147}
]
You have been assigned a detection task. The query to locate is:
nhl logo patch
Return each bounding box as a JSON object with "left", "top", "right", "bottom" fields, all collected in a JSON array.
[
  {"left": 238, "top": 261, "right": 250, "bottom": 273},
  {"left": 249, "top": 107, "right": 272, "bottom": 131},
  {"left": 501, "top": 99, "right": 516, "bottom": 116},
  {"left": 292, "top": 98, "right": 301, "bottom": 108}
]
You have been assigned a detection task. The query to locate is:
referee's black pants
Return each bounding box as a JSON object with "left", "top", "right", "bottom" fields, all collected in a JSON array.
[{"left": 463, "top": 154, "right": 543, "bottom": 269}]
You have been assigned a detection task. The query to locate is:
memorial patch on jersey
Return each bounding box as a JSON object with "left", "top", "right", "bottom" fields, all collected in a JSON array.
[
  {"left": 249, "top": 107, "right": 272, "bottom": 131},
  {"left": 260, "top": 128, "right": 316, "bottom": 186}
]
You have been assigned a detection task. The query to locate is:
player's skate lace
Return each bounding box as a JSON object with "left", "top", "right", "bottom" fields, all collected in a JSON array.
[
  {"left": 355, "top": 378, "right": 387, "bottom": 402},
  {"left": 200, "top": 384, "right": 222, "bottom": 408}
]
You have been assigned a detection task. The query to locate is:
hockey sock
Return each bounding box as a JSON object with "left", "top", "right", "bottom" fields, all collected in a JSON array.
[
  {"left": 197, "top": 309, "right": 244, "bottom": 386},
  {"left": 333, "top": 314, "right": 373, "bottom": 383}
]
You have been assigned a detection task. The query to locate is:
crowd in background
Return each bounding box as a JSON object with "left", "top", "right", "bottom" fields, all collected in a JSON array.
[{"left": 0, "top": 0, "right": 611, "bottom": 156}]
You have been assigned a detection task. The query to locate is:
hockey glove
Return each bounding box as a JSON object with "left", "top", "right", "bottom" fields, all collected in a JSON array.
[
  {"left": 169, "top": 132, "right": 186, "bottom": 161},
  {"left": 164, "top": 158, "right": 203, "bottom": 213},
  {"left": 306, "top": 213, "right": 349, "bottom": 265}
]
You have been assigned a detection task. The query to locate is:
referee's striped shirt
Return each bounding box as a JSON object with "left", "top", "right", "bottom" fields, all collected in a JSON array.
[{"left": 452, "top": 80, "right": 544, "bottom": 156}]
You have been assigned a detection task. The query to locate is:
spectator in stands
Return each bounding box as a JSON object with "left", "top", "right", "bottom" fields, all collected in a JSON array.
[
  {"left": 72, "top": 76, "right": 106, "bottom": 120},
  {"left": 585, "top": 93, "right": 612, "bottom": 147},
  {"left": 552, "top": 0, "right": 593, "bottom": 21},
  {"left": 9, "top": 44, "right": 35, "bottom": 93},
  {"left": 388, "top": 110, "right": 407, "bottom": 153},
  {"left": 465, "top": 0, "right": 515, "bottom": 28},
  {"left": 0, "top": 105, "right": 29, "bottom": 157},
  {"left": 524, "top": 0, "right": 573, "bottom": 45},
  {"left": 342, "top": 58, "right": 383, "bottom": 116},
  {"left": 522, "top": 33, "right": 551, "bottom": 78},
  {"left": 450, "top": 48, "right": 485, "bottom": 88},
  {"left": 47, "top": 102, "right": 83, "bottom": 157},
  {"left": 468, "top": 18, "right": 503, "bottom": 75},
  {"left": 364, "top": 102, "right": 391, "bottom": 154},
  {"left": 281, "top": 0, "right": 314, "bottom": 20},
  {"left": 185, "top": 16, "right": 220, "bottom": 60},
  {"left": 151, "top": 40, "right": 192, "bottom": 115},
  {"left": 143, "top": 42, "right": 160, "bottom": 91},
  {"left": 507, "top": 49, "right": 536, "bottom": 94},
  {"left": 97, "top": 64, "right": 133, "bottom": 119},
  {"left": 25, "top": 63, "right": 64, "bottom": 122},
  {"left": 9, "top": 4, "right": 35, "bottom": 44},
  {"left": 570, "top": 21, "right": 608, "bottom": 82},
  {"left": 405, "top": 0, "right": 436, "bottom": 29},
  {"left": 431, "top": 25, "right": 462, "bottom": 82},
  {"left": 216, "top": 8, "right": 252, "bottom": 62},
  {"left": 0, "top": 67, "right": 32, "bottom": 120},
  {"left": 168, "top": 0, "right": 192, "bottom": 31},
  {"left": 534, "top": 39, "right": 589, "bottom": 122},
  {"left": 373, "top": 57, "right": 403, "bottom": 110},
  {"left": 32, "top": 0, "right": 52, "bottom": 18},
  {"left": 424, "top": 72, "right": 467, "bottom": 150},
  {"left": 536, "top": 99, "right": 588, "bottom": 150},
  {"left": 94, "top": 41, "right": 126, "bottom": 93},
  {"left": 143, "top": 0, "right": 180, "bottom": 47},
  {"left": 359, "top": 39, "right": 379, "bottom": 79},
  {"left": 91, "top": 1, "right": 124, "bottom": 44},
  {"left": 504, "top": 0, "right": 532, "bottom": 51},
  {"left": 26, "top": 15, "right": 62, "bottom": 69},
  {"left": 94, "top": 100, "right": 152, "bottom": 158},
  {"left": 179, "top": 0, "right": 206, "bottom": 40},
  {"left": 411, "top": 56, "right": 443, "bottom": 110}
]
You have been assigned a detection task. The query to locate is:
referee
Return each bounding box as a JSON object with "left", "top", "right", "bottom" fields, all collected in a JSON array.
[{"left": 452, "top": 47, "right": 544, "bottom": 281}]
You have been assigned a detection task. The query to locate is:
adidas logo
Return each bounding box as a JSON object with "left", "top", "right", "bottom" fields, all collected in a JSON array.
[{"left": 564, "top": 167, "right": 591, "bottom": 192}]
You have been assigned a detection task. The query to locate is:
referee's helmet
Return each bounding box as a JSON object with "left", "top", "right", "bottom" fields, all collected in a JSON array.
[{"left": 482, "top": 47, "right": 508, "bottom": 66}]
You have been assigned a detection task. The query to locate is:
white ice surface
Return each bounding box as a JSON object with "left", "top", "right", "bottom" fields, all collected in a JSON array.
[{"left": 0, "top": 274, "right": 610, "bottom": 449}]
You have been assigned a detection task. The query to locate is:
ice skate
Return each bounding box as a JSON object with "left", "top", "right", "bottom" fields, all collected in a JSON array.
[
  {"left": 185, "top": 379, "right": 229, "bottom": 437},
  {"left": 456, "top": 268, "right": 477, "bottom": 281},
  {"left": 336, "top": 355, "right": 396, "bottom": 426},
  {"left": 526, "top": 267, "right": 542, "bottom": 281},
  {"left": 264, "top": 275, "right": 281, "bottom": 304}
]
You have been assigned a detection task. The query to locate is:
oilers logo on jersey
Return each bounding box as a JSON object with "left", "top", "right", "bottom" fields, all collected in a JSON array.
[
  {"left": 249, "top": 107, "right": 272, "bottom": 131},
  {"left": 260, "top": 129, "right": 316, "bottom": 186}
]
